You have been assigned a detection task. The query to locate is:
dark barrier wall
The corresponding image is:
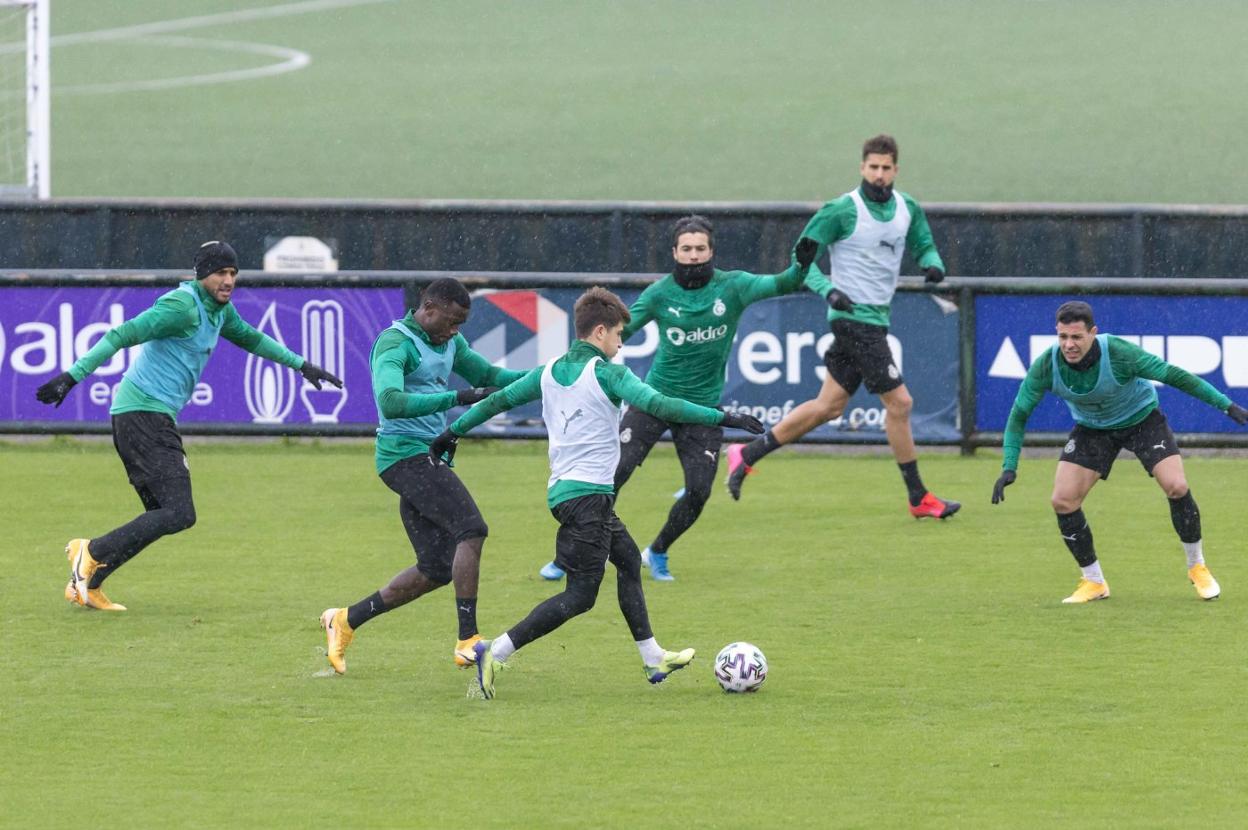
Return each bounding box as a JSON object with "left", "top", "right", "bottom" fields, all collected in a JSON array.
[{"left": 1, "top": 199, "right": 1247, "bottom": 278}]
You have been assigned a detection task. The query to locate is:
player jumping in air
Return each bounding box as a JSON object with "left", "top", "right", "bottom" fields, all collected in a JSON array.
[
  {"left": 539, "top": 214, "right": 813, "bottom": 582},
  {"left": 991, "top": 300, "right": 1248, "bottom": 603},
  {"left": 726, "top": 134, "right": 960, "bottom": 519},
  {"left": 36, "top": 241, "right": 342, "bottom": 611},
  {"left": 319, "top": 278, "right": 528, "bottom": 673},
  {"left": 428, "top": 287, "right": 765, "bottom": 699}
]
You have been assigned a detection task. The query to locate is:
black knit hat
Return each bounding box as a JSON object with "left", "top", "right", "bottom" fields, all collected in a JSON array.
[{"left": 194, "top": 241, "right": 238, "bottom": 279}]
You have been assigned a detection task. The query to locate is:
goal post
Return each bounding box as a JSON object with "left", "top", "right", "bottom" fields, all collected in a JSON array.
[{"left": 0, "top": 0, "right": 49, "bottom": 199}]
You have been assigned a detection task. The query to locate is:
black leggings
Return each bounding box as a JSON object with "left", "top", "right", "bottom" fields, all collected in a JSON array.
[{"left": 89, "top": 476, "right": 197, "bottom": 588}]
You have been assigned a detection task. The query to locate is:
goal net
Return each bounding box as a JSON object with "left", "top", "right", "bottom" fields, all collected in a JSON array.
[{"left": 0, "top": 0, "right": 48, "bottom": 199}]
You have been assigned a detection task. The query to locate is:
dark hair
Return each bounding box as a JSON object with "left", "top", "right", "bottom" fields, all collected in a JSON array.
[
  {"left": 1056, "top": 300, "right": 1095, "bottom": 328},
  {"left": 574, "top": 286, "right": 631, "bottom": 338},
  {"left": 862, "top": 134, "right": 899, "bottom": 163},
  {"left": 420, "top": 278, "right": 471, "bottom": 309},
  {"left": 671, "top": 214, "right": 714, "bottom": 248}
]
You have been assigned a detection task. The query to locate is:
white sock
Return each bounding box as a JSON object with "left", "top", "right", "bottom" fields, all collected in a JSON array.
[
  {"left": 636, "top": 637, "right": 665, "bottom": 666},
  {"left": 1080, "top": 561, "right": 1105, "bottom": 583},
  {"left": 491, "top": 633, "right": 515, "bottom": 662},
  {"left": 1183, "top": 540, "right": 1204, "bottom": 568}
]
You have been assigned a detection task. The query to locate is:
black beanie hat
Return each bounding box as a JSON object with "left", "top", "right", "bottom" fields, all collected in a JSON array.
[{"left": 194, "top": 241, "right": 238, "bottom": 279}]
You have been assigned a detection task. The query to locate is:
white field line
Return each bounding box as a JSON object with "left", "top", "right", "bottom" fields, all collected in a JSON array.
[{"left": 0, "top": 0, "right": 393, "bottom": 93}]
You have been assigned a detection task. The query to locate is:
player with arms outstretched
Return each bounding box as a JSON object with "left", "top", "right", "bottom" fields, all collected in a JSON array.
[
  {"left": 429, "top": 287, "right": 764, "bottom": 699},
  {"left": 991, "top": 300, "right": 1248, "bottom": 603},
  {"left": 539, "top": 214, "right": 812, "bottom": 582}
]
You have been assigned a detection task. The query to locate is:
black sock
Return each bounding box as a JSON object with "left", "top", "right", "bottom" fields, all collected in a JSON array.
[
  {"left": 455, "top": 597, "right": 478, "bottom": 640},
  {"left": 1168, "top": 492, "right": 1201, "bottom": 543},
  {"left": 741, "top": 430, "right": 781, "bottom": 466},
  {"left": 898, "top": 460, "right": 926, "bottom": 507},
  {"left": 347, "top": 591, "right": 388, "bottom": 630},
  {"left": 1056, "top": 509, "right": 1097, "bottom": 568}
]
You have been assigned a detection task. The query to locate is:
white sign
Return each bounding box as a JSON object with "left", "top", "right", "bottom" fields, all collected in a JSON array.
[{"left": 263, "top": 236, "right": 339, "bottom": 273}]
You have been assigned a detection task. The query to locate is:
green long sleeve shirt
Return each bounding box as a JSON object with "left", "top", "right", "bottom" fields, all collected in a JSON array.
[
  {"left": 622, "top": 263, "right": 808, "bottom": 407},
  {"left": 1002, "top": 335, "right": 1233, "bottom": 471},
  {"left": 68, "top": 280, "right": 303, "bottom": 418},
  {"left": 371, "top": 311, "right": 528, "bottom": 472},
  {"left": 801, "top": 185, "right": 944, "bottom": 328},
  {"left": 450, "top": 340, "right": 725, "bottom": 507}
]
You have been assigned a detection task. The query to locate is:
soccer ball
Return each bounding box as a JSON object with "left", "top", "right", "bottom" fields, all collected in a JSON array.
[{"left": 714, "top": 642, "right": 767, "bottom": 693}]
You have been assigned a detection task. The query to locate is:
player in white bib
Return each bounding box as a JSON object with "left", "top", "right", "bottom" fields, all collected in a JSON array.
[{"left": 429, "top": 287, "right": 764, "bottom": 699}]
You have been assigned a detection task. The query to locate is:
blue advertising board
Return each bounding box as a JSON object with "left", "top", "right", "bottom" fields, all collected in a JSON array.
[
  {"left": 459, "top": 289, "right": 961, "bottom": 442},
  {"left": 975, "top": 294, "right": 1248, "bottom": 433}
]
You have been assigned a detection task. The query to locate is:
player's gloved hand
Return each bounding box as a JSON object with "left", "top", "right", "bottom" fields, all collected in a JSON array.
[
  {"left": 455, "top": 386, "right": 499, "bottom": 406},
  {"left": 36, "top": 372, "right": 77, "bottom": 407},
  {"left": 827, "top": 289, "right": 855, "bottom": 313},
  {"left": 923, "top": 266, "right": 945, "bottom": 285},
  {"left": 299, "top": 362, "right": 344, "bottom": 390},
  {"left": 1228, "top": 403, "right": 1248, "bottom": 425},
  {"left": 794, "top": 237, "right": 819, "bottom": 270},
  {"left": 720, "top": 411, "right": 766, "bottom": 434},
  {"left": 428, "top": 428, "right": 459, "bottom": 465},
  {"left": 991, "top": 470, "right": 1017, "bottom": 504}
]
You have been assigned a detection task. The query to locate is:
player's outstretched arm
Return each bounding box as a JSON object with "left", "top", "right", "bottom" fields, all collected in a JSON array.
[
  {"left": 452, "top": 333, "right": 528, "bottom": 388},
  {"left": 1227, "top": 402, "right": 1248, "bottom": 425},
  {"left": 221, "top": 306, "right": 307, "bottom": 373},
  {"left": 430, "top": 369, "right": 542, "bottom": 466},
  {"left": 1121, "top": 337, "right": 1236, "bottom": 415},
  {"left": 34, "top": 293, "right": 194, "bottom": 407},
  {"left": 604, "top": 363, "right": 762, "bottom": 432}
]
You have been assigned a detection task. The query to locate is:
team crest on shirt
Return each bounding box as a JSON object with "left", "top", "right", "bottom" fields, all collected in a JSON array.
[
  {"left": 1064, "top": 439, "right": 1076, "bottom": 454},
  {"left": 620, "top": 427, "right": 632, "bottom": 444},
  {"left": 713, "top": 299, "right": 726, "bottom": 317}
]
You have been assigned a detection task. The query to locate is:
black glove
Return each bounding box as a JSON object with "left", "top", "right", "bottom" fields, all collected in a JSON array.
[
  {"left": 428, "top": 428, "right": 459, "bottom": 465},
  {"left": 794, "top": 237, "right": 819, "bottom": 270},
  {"left": 36, "top": 372, "right": 77, "bottom": 407},
  {"left": 299, "top": 362, "right": 344, "bottom": 390},
  {"left": 721, "top": 411, "right": 766, "bottom": 434},
  {"left": 1228, "top": 403, "right": 1248, "bottom": 426},
  {"left": 456, "top": 386, "right": 499, "bottom": 406},
  {"left": 827, "top": 289, "right": 855, "bottom": 313},
  {"left": 991, "top": 470, "right": 1017, "bottom": 505},
  {"left": 923, "top": 266, "right": 945, "bottom": 285}
]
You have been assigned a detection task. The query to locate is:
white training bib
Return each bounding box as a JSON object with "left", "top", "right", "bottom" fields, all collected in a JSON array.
[
  {"left": 828, "top": 189, "right": 911, "bottom": 305},
  {"left": 541, "top": 357, "right": 621, "bottom": 489}
]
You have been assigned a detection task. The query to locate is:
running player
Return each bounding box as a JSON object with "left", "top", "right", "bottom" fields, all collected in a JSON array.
[
  {"left": 726, "top": 134, "right": 960, "bottom": 519},
  {"left": 428, "top": 287, "right": 764, "bottom": 698},
  {"left": 319, "top": 278, "right": 528, "bottom": 674},
  {"left": 991, "top": 300, "right": 1248, "bottom": 602},
  {"left": 539, "top": 214, "right": 814, "bottom": 582},
  {"left": 35, "top": 241, "right": 342, "bottom": 611}
]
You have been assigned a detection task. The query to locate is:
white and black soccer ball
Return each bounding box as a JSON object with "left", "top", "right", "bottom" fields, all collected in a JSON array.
[{"left": 714, "top": 642, "right": 767, "bottom": 693}]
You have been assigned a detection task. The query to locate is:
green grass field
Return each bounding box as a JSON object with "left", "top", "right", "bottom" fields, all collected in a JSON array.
[
  {"left": 45, "top": 0, "right": 1248, "bottom": 202},
  {"left": 5, "top": 439, "right": 1246, "bottom": 827}
]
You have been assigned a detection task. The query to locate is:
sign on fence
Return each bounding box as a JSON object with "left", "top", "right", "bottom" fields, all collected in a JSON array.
[
  {"left": 975, "top": 294, "right": 1248, "bottom": 433},
  {"left": 1, "top": 285, "right": 962, "bottom": 441}
]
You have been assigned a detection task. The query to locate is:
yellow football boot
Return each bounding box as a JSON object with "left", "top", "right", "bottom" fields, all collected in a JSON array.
[
  {"left": 1188, "top": 564, "right": 1221, "bottom": 600},
  {"left": 84, "top": 588, "right": 126, "bottom": 611},
  {"left": 320, "top": 607, "right": 354, "bottom": 674},
  {"left": 65, "top": 539, "right": 103, "bottom": 607},
  {"left": 1062, "top": 578, "right": 1111, "bottom": 604},
  {"left": 454, "top": 634, "right": 482, "bottom": 668}
]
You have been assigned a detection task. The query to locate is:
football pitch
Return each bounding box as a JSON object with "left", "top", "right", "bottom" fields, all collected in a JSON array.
[
  {"left": 5, "top": 439, "right": 1246, "bottom": 827},
  {"left": 47, "top": 0, "right": 1248, "bottom": 202}
]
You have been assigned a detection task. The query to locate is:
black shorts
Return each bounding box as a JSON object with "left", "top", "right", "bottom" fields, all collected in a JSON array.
[
  {"left": 111, "top": 411, "right": 190, "bottom": 487},
  {"left": 1060, "top": 408, "right": 1180, "bottom": 480},
  {"left": 823, "top": 318, "right": 903, "bottom": 396},
  {"left": 379, "top": 456, "right": 489, "bottom": 584},
  {"left": 618, "top": 408, "right": 724, "bottom": 479},
  {"left": 550, "top": 493, "right": 642, "bottom": 582}
]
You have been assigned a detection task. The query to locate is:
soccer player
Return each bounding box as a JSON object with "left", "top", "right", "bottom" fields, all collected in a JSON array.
[
  {"left": 319, "top": 278, "right": 528, "bottom": 674},
  {"left": 991, "top": 300, "right": 1248, "bottom": 602},
  {"left": 726, "top": 134, "right": 959, "bottom": 518},
  {"left": 539, "top": 214, "right": 814, "bottom": 582},
  {"left": 35, "top": 241, "right": 342, "bottom": 611},
  {"left": 428, "top": 287, "right": 764, "bottom": 699}
]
